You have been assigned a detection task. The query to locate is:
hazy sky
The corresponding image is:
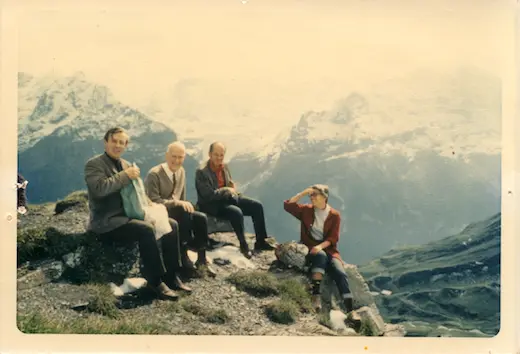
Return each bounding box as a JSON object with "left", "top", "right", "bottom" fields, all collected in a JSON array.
[
  {"left": 15, "top": 0, "right": 513, "bottom": 156},
  {"left": 17, "top": 0, "right": 511, "bottom": 101}
]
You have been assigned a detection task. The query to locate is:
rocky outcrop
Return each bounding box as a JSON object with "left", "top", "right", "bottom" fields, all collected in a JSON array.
[{"left": 274, "top": 241, "right": 406, "bottom": 336}]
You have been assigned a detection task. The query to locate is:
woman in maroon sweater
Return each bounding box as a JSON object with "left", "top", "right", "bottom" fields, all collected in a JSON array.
[{"left": 283, "top": 184, "right": 353, "bottom": 313}]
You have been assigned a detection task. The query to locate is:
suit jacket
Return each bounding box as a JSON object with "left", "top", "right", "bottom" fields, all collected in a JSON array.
[
  {"left": 144, "top": 164, "right": 186, "bottom": 207},
  {"left": 195, "top": 160, "right": 235, "bottom": 214},
  {"left": 283, "top": 199, "right": 342, "bottom": 260},
  {"left": 84, "top": 153, "right": 133, "bottom": 234}
]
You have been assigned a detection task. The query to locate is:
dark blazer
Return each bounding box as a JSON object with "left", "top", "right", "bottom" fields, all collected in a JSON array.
[
  {"left": 283, "top": 199, "right": 342, "bottom": 260},
  {"left": 84, "top": 153, "right": 132, "bottom": 234},
  {"left": 195, "top": 160, "right": 236, "bottom": 214}
]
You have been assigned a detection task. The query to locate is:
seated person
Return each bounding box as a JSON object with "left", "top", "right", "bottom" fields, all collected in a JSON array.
[
  {"left": 144, "top": 141, "right": 217, "bottom": 278},
  {"left": 84, "top": 127, "right": 192, "bottom": 300},
  {"left": 283, "top": 184, "right": 353, "bottom": 313},
  {"left": 17, "top": 173, "right": 28, "bottom": 215},
  {"left": 195, "top": 142, "right": 275, "bottom": 259}
]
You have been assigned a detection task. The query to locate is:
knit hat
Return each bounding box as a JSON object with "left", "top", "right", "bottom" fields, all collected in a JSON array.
[{"left": 311, "top": 184, "right": 329, "bottom": 199}]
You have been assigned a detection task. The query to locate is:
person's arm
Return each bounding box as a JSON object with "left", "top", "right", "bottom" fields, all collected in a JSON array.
[
  {"left": 284, "top": 187, "right": 314, "bottom": 220},
  {"left": 195, "top": 169, "right": 232, "bottom": 202},
  {"left": 85, "top": 159, "right": 132, "bottom": 199}
]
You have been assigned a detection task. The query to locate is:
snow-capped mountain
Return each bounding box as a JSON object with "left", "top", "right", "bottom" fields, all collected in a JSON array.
[
  {"left": 139, "top": 77, "right": 328, "bottom": 163},
  {"left": 18, "top": 72, "right": 199, "bottom": 203},
  {"left": 228, "top": 66, "right": 502, "bottom": 264}
]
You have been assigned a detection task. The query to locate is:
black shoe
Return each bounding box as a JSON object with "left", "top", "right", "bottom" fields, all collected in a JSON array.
[
  {"left": 240, "top": 244, "right": 253, "bottom": 259},
  {"left": 254, "top": 239, "right": 276, "bottom": 252}
]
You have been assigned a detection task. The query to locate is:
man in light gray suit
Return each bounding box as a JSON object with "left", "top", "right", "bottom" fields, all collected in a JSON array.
[
  {"left": 145, "top": 141, "right": 217, "bottom": 278},
  {"left": 84, "top": 127, "right": 192, "bottom": 299}
]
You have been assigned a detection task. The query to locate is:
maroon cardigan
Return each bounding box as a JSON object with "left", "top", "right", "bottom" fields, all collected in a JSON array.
[{"left": 283, "top": 199, "right": 342, "bottom": 261}]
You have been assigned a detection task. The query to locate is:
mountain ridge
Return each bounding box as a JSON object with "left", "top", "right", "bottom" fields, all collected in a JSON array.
[
  {"left": 358, "top": 212, "right": 500, "bottom": 336},
  {"left": 17, "top": 71, "right": 199, "bottom": 204}
]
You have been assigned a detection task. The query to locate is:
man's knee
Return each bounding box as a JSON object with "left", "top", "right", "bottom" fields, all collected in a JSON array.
[
  {"left": 128, "top": 219, "right": 156, "bottom": 239},
  {"left": 248, "top": 198, "right": 264, "bottom": 212},
  {"left": 227, "top": 206, "right": 244, "bottom": 220},
  {"left": 192, "top": 211, "right": 208, "bottom": 225}
]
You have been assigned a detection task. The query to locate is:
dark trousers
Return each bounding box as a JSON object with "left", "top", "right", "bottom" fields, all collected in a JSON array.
[
  {"left": 310, "top": 250, "right": 351, "bottom": 297},
  {"left": 202, "top": 195, "right": 268, "bottom": 247},
  {"left": 167, "top": 205, "right": 209, "bottom": 252},
  {"left": 99, "top": 218, "right": 181, "bottom": 287}
]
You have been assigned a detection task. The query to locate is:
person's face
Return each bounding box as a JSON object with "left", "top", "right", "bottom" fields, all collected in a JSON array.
[
  {"left": 166, "top": 145, "right": 185, "bottom": 172},
  {"left": 104, "top": 132, "right": 129, "bottom": 159},
  {"left": 309, "top": 190, "right": 326, "bottom": 207},
  {"left": 209, "top": 144, "right": 226, "bottom": 167}
]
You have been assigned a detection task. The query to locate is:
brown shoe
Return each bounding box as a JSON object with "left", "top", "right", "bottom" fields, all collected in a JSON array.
[
  {"left": 170, "top": 274, "right": 193, "bottom": 293},
  {"left": 147, "top": 282, "right": 179, "bottom": 301},
  {"left": 196, "top": 260, "right": 217, "bottom": 278}
]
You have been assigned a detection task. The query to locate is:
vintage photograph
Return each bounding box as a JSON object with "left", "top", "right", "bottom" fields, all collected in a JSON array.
[{"left": 13, "top": 0, "right": 507, "bottom": 340}]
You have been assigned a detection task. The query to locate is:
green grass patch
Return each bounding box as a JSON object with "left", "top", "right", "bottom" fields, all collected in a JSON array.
[
  {"left": 227, "top": 270, "right": 280, "bottom": 297},
  {"left": 17, "top": 312, "right": 168, "bottom": 334},
  {"left": 359, "top": 320, "right": 375, "bottom": 336},
  {"left": 277, "top": 278, "right": 313, "bottom": 313},
  {"left": 17, "top": 227, "right": 87, "bottom": 265},
  {"left": 180, "top": 298, "right": 230, "bottom": 324},
  {"left": 227, "top": 270, "right": 313, "bottom": 325},
  {"left": 84, "top": 284, "right": 120, "bottom": 319},
  {"left": 264, "top": 299, "right": 300, "bottom": 325},
  {"left": 54, "top": 190, "right": 89, "bottom": 214}
]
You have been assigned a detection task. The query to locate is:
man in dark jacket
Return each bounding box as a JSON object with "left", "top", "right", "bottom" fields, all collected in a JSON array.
[
  {"left": 84, "top": 127, "right": 192, "bottom": 300},
  {"left": 195, "top": 142, "right": 276, "bottom": 258}
]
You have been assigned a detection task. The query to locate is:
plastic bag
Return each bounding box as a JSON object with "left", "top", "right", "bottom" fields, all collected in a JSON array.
[
  {"left": 144, "top": 202, "right": 173, "bottom": 240},
  {"left": 120, "top": 163, "right": 148, "bottom": 220}
]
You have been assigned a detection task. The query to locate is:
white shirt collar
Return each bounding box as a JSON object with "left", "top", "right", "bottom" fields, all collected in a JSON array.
[{"left": 315, "top": 204, "right": 331, "bottom": 214}]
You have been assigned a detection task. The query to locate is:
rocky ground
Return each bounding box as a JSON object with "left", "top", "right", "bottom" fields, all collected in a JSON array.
[{"left": 16, "top": 191, "right": 404, "bottom": 336}]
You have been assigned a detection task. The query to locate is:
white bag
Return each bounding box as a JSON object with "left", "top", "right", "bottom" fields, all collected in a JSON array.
[{"left": 143, "top": 202, "right": 172, "bottom": 240}]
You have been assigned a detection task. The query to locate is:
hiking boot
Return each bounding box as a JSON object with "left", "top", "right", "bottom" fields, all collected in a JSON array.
[
  {"left": 311, "top": 294, "right": 322, "bottom": 312},
  {"left": 147, "top": 282, "right": 179, "bottom": 301},
  {"left": 195, "top": 260, "right": 217, "bottom": 278}
]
